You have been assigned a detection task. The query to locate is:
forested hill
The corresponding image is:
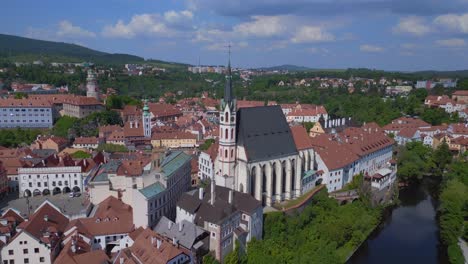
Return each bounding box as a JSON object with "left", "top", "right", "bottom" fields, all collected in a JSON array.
[{"left": 0, "top": 33, "right": 144, "bottom": 65}]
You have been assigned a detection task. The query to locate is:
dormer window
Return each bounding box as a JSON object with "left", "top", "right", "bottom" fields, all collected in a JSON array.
[{"left": 96, "top": 218, "right": 101, "bottom": 223}]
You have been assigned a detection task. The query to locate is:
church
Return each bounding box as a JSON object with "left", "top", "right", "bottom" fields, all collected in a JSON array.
[{"left": 210, "top": 55, "right": 315, "bottom": 206}]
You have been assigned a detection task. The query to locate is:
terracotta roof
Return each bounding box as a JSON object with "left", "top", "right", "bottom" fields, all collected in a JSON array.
[
  {"left": 148, "top": 103, "right": 182, "bottom": 118},
  {"left": 116, "top": 159, "right": 151, "bottom": 177},
  {"left": 287, "top": 106, "right": 328, "bottom": 117},
  {"left": 122, "top": 228, "right": 190, "bottom": 264},
  {"left": 311, "top": 134, "right": 359, "bottom": 170},
  {"left": 65, "top": 196, "right": 133, "bottom": 237},
  {"left": 453, "top": 90, "right": 468, "bottom": 96},
  {"left": 73, "top": 137, "right": 99, "bottom": 145},
  {"left": 237, "top": 100, "right": 264, "bottom": 109},
  {"left": 54, "top": 236, "right": 109, "bottom": 264},
  {"left": 398, "top": 127, "right": 418, "bottom": 138},
  {"left": 62, "top": 97, "right": 102, "bottom": 106},
  {"left": 339, "top": 126, "right": 395, "bottom": 157},
  {"left": 290, "top": 126, "right": 313, "bottom": 150},
  {"left": 0, "top": 98, "right": 52, "bottom": 107},
  {"left": 21, "top": 203, "right": 69, "bottom": 244},
  {"left": 204, "top": 141, "right": 218, "bottom": 162}
]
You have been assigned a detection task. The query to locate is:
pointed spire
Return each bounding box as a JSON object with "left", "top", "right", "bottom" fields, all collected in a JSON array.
[{"left": 224, "top": 44, "right": 233, "bottom": 104}]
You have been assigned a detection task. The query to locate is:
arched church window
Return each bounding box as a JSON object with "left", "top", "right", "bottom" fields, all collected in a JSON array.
[
  {"left": 231, "top": 149, "right": 234, "bottom": 158},
  {"left": 225, "top": 149, "right": 228, "bottom": 158},
  {"left": 225, "top": 112, "right": 229, "bottom": 122},
  {"left": 231, "top": 128, "right": 234, "bottom": 139},
  {"left": 225, "top": 128, "right": 228, "bottom": 139}
]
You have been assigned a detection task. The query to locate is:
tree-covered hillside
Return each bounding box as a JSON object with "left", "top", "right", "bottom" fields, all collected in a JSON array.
[{"left": 0, "top": 34, "right": 143, "bottom": 65}]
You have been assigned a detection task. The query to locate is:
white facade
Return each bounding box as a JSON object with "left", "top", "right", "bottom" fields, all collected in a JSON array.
[
  {"left": 1, "top": 231, "right": 55, "bottom": 264},
  {"left": 0, "top": 106, "right": 53, "bottom": 128},
  {"left": 18, "top": 166, "right": 83, "bottom": 197},
  {"left": 198, "top": 152, "right": 214, "bottom": 181},
  {"left": 358, "top": 145, "right": 393, "bottom": 176},
  {"left": 218, "top": 103, "right": 237, "bottom": 188}
]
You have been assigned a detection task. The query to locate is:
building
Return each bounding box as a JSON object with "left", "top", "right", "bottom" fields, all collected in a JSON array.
[
  {"left": 62, "top": 97, "right": 104, "bottom": 118},
  {"left": 0, "top": 162, "right": 8, "bottom": 199},
  {"left": 151, "top": 132, "right": 198, "bottom": 149},
  {"left": 198, "top": 141, "right": 218, "bottom": 182},
  {"left": 31, "top": 135, "right": 69, "bottom": 152},
  {"left": 18, "top": 154, "right": 85, "bottom": 197},
  {"left": 63, "top": 196, "right": 134, "bottom": 253},
  {"left": 0, "top": 98, "right": 54, "bottom": 128},
  {"left": 286, "top": 106, "right": 328, "bottom": 123},
  {"left": 206, "top": 55, "right": 317, "bottom": 207},
  {"left": 72, "top": 137, "right": 101, "bottom": 149},
  {"left": 88, "top": 151, "right": 191, "bottom": 228},
  {"left": 452, "top": 90, "right": 468, "bottom": 104},
  {"left": 176, "top": 182, "right": 262, "bottom": 262},
  {"left": 424, "top": 95, "right": 465, "bottom": 114},
  {"left": 112, "top": 227, "right": 192, "bottom": 264},
  {"left": 0, "top": 202, "right": 69, "bottom": 264},
  {"left": 154, "top": 216, "right": 208, "bottom": 261}
]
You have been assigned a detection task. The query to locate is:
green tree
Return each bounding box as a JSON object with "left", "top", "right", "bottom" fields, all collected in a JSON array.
[
  {"left": 431, "top": 142, "right": 452, "bottom": 176},
  {"left": 96, "top": 143, "right": 128, "bottom": 153}
]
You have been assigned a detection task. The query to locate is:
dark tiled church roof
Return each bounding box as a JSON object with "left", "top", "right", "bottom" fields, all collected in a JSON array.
[{"left": 236, "top": 105, "right": 298, "bottom": 162}]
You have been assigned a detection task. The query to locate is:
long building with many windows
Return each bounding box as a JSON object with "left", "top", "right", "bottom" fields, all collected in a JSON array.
[{"left": 0, "top": 98, "right": 54, "bottom": 128}]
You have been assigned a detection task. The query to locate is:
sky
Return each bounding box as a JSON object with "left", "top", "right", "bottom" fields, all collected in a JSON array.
[{"left": 2, "top": 0, "right": 468, "bottom": 71}]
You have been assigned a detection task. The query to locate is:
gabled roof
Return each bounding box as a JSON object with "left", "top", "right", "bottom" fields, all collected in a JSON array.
[
  {"left": 236, "top": 105, "right": 298, "bottom": 162},
  {"left": 21, "top": 203, "right": 69, "bottom": 244},
  {"left": 290, "top": 126, "right": 313, "bottom": 150}
]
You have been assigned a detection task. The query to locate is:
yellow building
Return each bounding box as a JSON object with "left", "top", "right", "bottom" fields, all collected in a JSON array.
[{"left": 151, "top": 131, "right": 198, "bottom": 148}]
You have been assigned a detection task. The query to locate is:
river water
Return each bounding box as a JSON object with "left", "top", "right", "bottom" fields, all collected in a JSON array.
[{"left": 348, "top": 181, "right": 449, "bottom": 264}]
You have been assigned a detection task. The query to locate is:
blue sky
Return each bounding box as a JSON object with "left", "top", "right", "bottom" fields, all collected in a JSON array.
[{"left": 2, "top": 0, "right": 468, "bottom": 71}]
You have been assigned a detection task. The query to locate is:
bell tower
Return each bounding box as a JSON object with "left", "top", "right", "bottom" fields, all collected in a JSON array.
[{"left": 217, "top": 45, "right": 237, "bottom": 188}]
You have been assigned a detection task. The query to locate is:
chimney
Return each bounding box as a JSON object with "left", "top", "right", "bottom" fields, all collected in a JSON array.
[
  {"left": 228, "top": 190, "right": 233, "bottom": 204},
  {"left": 120, "top": 257, "right": 124, "bottom": 264},
  {"left": 151, "top": 236, "right": 156, "bottom": 245},
  {"left": 130, "top": 121, "right": 133, "bottom": 128},
  {"left": 71, "top": 238, "right": 76, "bottom": 253},
  {"left": 168, "top": 221, "right": 173, "bottom": 229},
  {"left": 199, "top": 187, "right": 204, "bottom": 200},
  {"left": 44, "top": 215, "right": 48, "bottom": 222},
  {"left": 172, "top": 237, "right": 178, "bottom": 247},
  {"left": 210, "top": 179, "right": 215, "bottom": 205},
  {"left": 178, "top": 222, "right": 183, "bottom": 232},
  {"left": 156, "top": 239, "right": 162, "bottom": 249}
]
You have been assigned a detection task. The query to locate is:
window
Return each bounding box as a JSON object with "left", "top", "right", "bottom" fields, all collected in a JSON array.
[
  {"left": 23, "top": 249, "right": 28, "bottom": 254},
  {"left": 24, "top": 259, "right": 29, "bottom": 264},
  {"left": 225, "top": 149, "right": 228, "bottom": 158},
  {"left": 8, "top": 250, "right": 13, "bottom": 255},
  {"left": 34, "top": 248, "right": 39, "bottom": 253}
]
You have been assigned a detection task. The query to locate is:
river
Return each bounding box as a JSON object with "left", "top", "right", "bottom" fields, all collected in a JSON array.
[{"left": 348, "top": 181, "right": 449, "bottom": 264}]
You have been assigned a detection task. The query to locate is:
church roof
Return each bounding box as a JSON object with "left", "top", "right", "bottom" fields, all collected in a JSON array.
[{"left": 236, "top": 105, "right": 298, "bottom": 162}]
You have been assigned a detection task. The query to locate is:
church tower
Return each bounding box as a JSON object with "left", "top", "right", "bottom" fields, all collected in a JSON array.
[
  {"left": 86, "top": 69, "right": 99, "bottom": 100},
  {"left": 217, "top": 47, "right": 237, "bottom": 188},
  {"left": 142, "top": 99, "right": 151, "bottom": 138}
]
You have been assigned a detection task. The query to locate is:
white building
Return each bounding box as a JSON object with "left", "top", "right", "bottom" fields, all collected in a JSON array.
[
  {"left": 18, "top": 158, "right": 83, "bottom": 197},
  {"left": 0, "top": 202, "right": 69, "bottom": 264},
  {"left": 0, "top": 98, "right": 53, "bottom": 128}
]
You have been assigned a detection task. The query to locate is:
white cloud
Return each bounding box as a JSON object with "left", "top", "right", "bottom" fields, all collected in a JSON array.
[
  {"left": 435, "top": 38, "right": 466, "bottom": 47},
  {"left": 164, "top": 10, "right": 193, "bottom": 25},
  {"left": 393, "top": 16, "right": 431, "bottom": 36},
  {"left": 57, "top": 20, "right": 96, "bottom": 38},
  {"left": 291, "top": 26, "right": 335, "bottom": 43},
  {"left": 360, "top": 44, "right": 384, "bottom": 52},
  {"left": 434, "top": 13, "right": 468, "bottom": 33},
  {"left": 103, "top": 11, "right": 194, "bottom": 38},
  {"left": 233, "top": 16, "right": 287, "bottom": 37}
]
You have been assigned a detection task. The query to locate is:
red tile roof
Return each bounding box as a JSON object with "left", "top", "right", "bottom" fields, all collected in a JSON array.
[{"left": 290, "top": 126, "right": 313, "bottom": 150}]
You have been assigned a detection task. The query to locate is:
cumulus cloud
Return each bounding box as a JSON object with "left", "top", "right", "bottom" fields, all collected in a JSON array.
[
  {"left": 434, "top": 13, "right": 468, "bottom": 33},
  {"left": 57, "top": 20, "right": 96, "bottom": 38},
  {"left": 360, "top": 44, "right": 384, "bottom": 52},
  {"left": 233, "top": 16, "right": 287, "bottom": 37},
  {"left": 435, "top": 38, "right": 466, "bottom": 47},
  {"left": 291, "top": 26, "right": 335, "bottom": 43},
  {"left": 393, "top": 16, "right": 431, "bottom": 36},
  {"left": 102, "top": 10, "right": 194, "bottom": 38}
]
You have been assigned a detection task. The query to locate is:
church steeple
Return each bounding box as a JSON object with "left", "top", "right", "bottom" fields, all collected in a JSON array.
[
  {"left": 224, "top": 46, "right": 233, "bottom": 104},
  {"left": 222, "top": 45, "right": 235, "bottom": 111}
]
